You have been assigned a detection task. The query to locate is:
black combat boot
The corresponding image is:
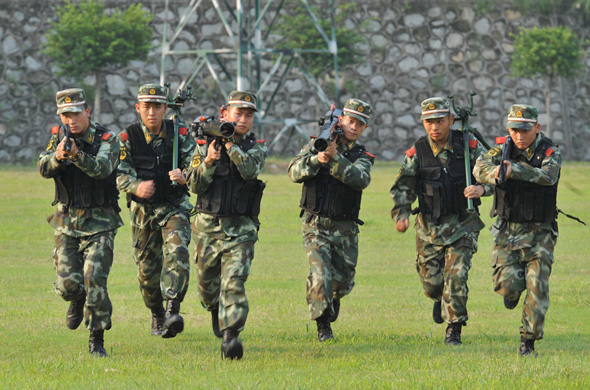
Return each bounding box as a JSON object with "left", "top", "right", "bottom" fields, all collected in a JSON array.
[
  {"left": 151, "top": 306, "right": 165, "bottom": 336},
  {"left": 162, "top": 300, "right": 184, "bottom": 339},
  {"left": 432, "top": 300, "right": 444, "bottom": 324},
  {"left": 329, "top": 298, "right": 341, "bottom": 323},
  {"left": 519, "top": 337, "right": 537, "bottom": 357},
  {"left": 316, "top": 313, "right": 333, "bottom": 342},
  {"left": 221, "top": 327, "right": 243, "bottom": 360},
  {"left": 444, "top": 323, "right": 462, "bottom": 346},
  {"left": 66, "top": 294, "right": 86, "bottom": 330},
  {"left": 504, "top": 297, "right": 520, "bottom": 310},
  {"left": 89, "top": 330, "right": 108, "bottom": 357},
  {"left": 211, "top": 305, "right": 222, "bottom": 338}
]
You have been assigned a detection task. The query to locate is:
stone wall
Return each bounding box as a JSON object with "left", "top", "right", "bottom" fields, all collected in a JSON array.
[{"left": 1, "top": 0, "right": 590, "bottom": 163}]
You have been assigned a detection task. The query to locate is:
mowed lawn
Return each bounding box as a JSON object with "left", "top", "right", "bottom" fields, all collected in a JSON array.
[{"left": 0, "top": 160, "right": 589, "bottom": 389}]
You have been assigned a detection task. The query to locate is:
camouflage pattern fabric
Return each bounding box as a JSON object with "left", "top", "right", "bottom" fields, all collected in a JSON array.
[
  {"left": 117, "top": 121, "right": 195, "bottom": 308},
  {"left": 186, "top": 133, "right": 267, "bottom": 332},
  {"left": 53, "top": 230, "right": 116, "bottom": 331},
  {"left": 288, "top": 140, "right": 373, "bottom": 320},
  {"left": 39, "top": 121, "right": 122, "bottom": 331},
  {"left": 474, "top": 134, "right": 562, "bottom": 340}
]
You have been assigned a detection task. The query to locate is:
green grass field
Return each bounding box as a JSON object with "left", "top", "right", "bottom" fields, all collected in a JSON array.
[{"left": 1, "top": 161, "right": 589, "bottom": 389}]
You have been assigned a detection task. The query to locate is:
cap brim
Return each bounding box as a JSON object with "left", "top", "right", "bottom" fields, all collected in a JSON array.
[
  {"left": 57, "top": 105, "right": 84, "bottom": 115},
  {"left": 420, "top": 113, "right": 448, "bottom": 120},
  {"left": 138, "top": 98, "right": 167, "bottom": 104},
  {"left": 228, "top": 103, "right": 258, "bottom": 112},
  {"left": 344, "top": 112, "right": 368, "bottom": 125},
  {"left": 507, "top": 121, "right": 535, "bottom": 130}
]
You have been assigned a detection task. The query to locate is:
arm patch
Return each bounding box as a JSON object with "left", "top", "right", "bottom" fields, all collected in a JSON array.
[
  {"left": 496, "top": 136, "right": 507, "bottom": 144},
  {"left": 102, "top": 133, "right": 112, "bottom": 140},
  {"left": 196, "top": 139, "right": 207, "bottom": 145},
  {"left": 405, "top": 147, "right": 416, "bottom": 157},
  {"left": 469, "top": 139, "right": 478, "bottom": 149},
  {"left": 256, "top": 139, "right": 266, "bottom": 143},
  {"left": 179, "top": 127, "right": 188, "bottom": 135},
  {"left": 119, "top": 132, "right": 129, "bottom": 142},
  {"left": 51, "top": 126, "right": 59, "bottom": 134},
  {"left": 545, "top": 148, "right": 554, "bottom": 157},
  {"left": 364, "top": 151, "right": 375, "bottom": 158}
]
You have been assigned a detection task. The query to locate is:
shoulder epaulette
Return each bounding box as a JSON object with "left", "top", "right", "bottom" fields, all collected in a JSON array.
[
  {"left": 119, "top": 132, "right": 129, "bottom": 142},
  {"left": 405, "top": 147, "right": 416, "bottom": 157},
  {"left": 496, "top": 136, "right": 508, "bottom": 144},
  {"left": 545, "top": 148, "right": 554, "bottom": 157},
  {"left": 364, "top": 151, "right": 375, "bottom": 158},
  {"left": 102, "top": 133, "right": 112, "bottom": 140},
  {"left": 179, "top": 127, "right": 188, "bottom": 136},
  {"left": 196, "top": 139, "right": 207, "bottom": 145},
  {"left": 469, "top": 139, "right": 478, "bottom": 148},
  {"left": 51, "top": 126, "right": 59, "bottom": 135},
  {"left": 309, "top": 135, "right": 318, "bottom": 139},
  {"left": 256, "top": 139, "right": 266, "bottom": 143}
]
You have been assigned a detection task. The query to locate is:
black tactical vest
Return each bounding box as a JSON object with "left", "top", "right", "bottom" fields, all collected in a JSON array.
[
  {"left": 195, "top": 133, "right": 266, "bottom": 217},
  {"left": 299, "top": 143, "right": 366, "bottom": 222},
  {"left": 125, "top": 120, "right": 188, "bottom": 205},
  {"left": 493, "top": 137, "right": 559, "bottom": 223},
  {"left": 53, "top": 125, "right": 120, "bottom": 210},
  {"left": 415, "top": 130, "right": 480, "bottom": 221}
]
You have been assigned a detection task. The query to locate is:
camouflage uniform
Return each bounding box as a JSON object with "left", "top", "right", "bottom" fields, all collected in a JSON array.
[
  {"left": 186, "top": 93, "right": 267, "bottom": 335},
  {"left": 473, "top": 104, "right": 561, "bottom": 345},
  {"left": 288, "top": 99, "right": 374, "bottom": 325},
  {"left": 117, "top": 110, "right": 195, "bottom": 312},
  {"left": 390, "top": 98, "right": 491, "bottom": 327},
  {"left": 38, "top": 89, "right": 123, "bottom": 334}
]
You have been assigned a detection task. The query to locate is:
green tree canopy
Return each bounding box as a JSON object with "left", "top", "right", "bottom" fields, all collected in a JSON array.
[{"left": 43, "top": 0, "right": 153, "bottom": 118}]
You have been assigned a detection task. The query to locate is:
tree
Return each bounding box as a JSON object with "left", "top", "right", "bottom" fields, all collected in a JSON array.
[
  {"left": 510, "top": 26, "right": 585, "bottom": 138},
  {"left": 43, "top": 0, "right": 153, "bottom": 119}
]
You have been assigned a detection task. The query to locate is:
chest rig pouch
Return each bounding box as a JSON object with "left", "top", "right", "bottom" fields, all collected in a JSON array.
[
  {"left": 53, "top": 125, "right": 120, "bottom": 210},
  {"left": 125, "top": 121, "right": 188, "bottom": 205},
  {"left": 195, "top": 133, "right": 266, "bottom": 217},
  {"left": 299, "top": 144, "right": 365, "bottom": 222},
  {"left": 415, "top": 131, "right": 480, "bottom": 222},
  {"left": 493, "top": 137, "right": 558, "bottom": 223}
]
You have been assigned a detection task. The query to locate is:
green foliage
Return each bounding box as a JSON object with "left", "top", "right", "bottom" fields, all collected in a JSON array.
[
  {"left": 274, "top": 2, "right": 366, "bottom": 78},
  {"left": 42, "top": 0, "right": 153, "bottom": 79},
  {"left": 510, "top": 26, "right": 585, "bottom": 80},
  {"left": 509, "top": 0, "right": 574, "bottom": 16}
]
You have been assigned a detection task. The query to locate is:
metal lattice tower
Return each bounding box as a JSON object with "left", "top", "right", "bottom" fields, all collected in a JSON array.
[{"left": 159, "top": 0, "right": 340, "bottom": 152}]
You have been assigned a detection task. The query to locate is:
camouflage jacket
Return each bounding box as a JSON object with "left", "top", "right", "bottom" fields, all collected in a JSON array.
[
  {"left": 390, "top": 133, "right": 491, "bottom": 245},
  {"left": 186, "top": 133, "right": 267, "bottom": 237},
  {"left": 116, "top": 120, "right": 196, "bottom": 229},
  {"left": 473, "top": 134, "right": 562, "bottom": 249},
  {"left": 288, "top": 140, "right": 374, "bottom": 236},
  {"left": 38, "top": 121, "right": 123, "bottom": 237}
]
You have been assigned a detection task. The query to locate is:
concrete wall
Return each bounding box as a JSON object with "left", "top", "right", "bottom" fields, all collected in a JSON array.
[{"left": 1, "top": 0, "right": 589, "bottom": 163}]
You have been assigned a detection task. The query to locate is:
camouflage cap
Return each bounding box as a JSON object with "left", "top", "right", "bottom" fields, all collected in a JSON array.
[
  {"left": 342, "top": 98, "right": 372, "bottom": 125},
  {"left": 137, "top": 84, "right": 168, "bottom": 104},
  {"left": 420, "top": 97, "right": 451, "bottom": 120},
  {"left": 227, "top": 90, "right": 258, "bottom": 112},
  {"left": 506, "top": 104, "right": 538, "bottom": 130},
  {"left": 56, "top": 88, "right": 87, "bottom": 115}
]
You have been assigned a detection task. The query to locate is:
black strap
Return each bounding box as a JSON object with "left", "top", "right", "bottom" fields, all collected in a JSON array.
[{"left": 557, "top": 209, "right": 586, "bottom": 226}]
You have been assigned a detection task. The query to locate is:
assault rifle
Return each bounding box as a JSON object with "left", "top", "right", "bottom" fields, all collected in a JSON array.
[
  {"left": 62, "top": 124, "right": 72, "bottom": 153},
  {"left": 313, "top": 104, "right": 343, "bottom": 152},
  {"left": 190, "top": 113, "right": 236, "bottom": 151},
  {"left": 497, "top": 136, "right": 513, "bottom": 185},
  {"left": 165, "top": 83, "right": 197, "bottom": 185}
]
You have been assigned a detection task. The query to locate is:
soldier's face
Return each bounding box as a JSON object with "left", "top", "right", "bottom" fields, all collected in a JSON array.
[
  {"left": 423, "top": 115, "right": 454, "bottom": 145},
  {"left": 59, "top": 107, "right": 91, "bottom": 135},
  {"left": 508, "top": 123, "right": 540, "bottom": 150},
  {"left": 339, "top": 115, "right": 367, "bottom": 142},
  {"left": 136, "top": 102, "right": 167, "bottom": 134},
  {"left": 223, "top": 106, "right": 255, "bottom": 135}
]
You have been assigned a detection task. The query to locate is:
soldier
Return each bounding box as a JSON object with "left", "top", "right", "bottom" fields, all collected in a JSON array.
[
  {"left": 38, "top": 88, "right": 123, "bottom": 357},
  {"left": 186, "top": 91, "right": 267, "bottom": 360},
  {"left": 288, "top": 98, "right": 375, "bottom": 342},
  {"left": 117, "top": 84, "right": 195, "bottom": 338},
  {"left": 473, "top": 104, "right": 561, "bottom": 357},
  {"left": 390, "top": 97, "right": 491, "bottom": 345}
]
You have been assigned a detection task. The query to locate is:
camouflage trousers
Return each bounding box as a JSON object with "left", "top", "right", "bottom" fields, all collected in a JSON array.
[
  {"left": 132, "top": 213, "right": 191, "bottom": 310},
  {"left": 415, "top": 234, "right": 477, "bottom": 324},
  {"left": 492, "top": 231, "right": 556, "bottom": 340},
  {"left": 53, "top": 229, "right": 116, "bottom": 331},
  {"left": 303, "top": 230, "right": 358, "bottom": 321},
  {"left": 193, "top": 230, "right": 256, "bottom": 332}
]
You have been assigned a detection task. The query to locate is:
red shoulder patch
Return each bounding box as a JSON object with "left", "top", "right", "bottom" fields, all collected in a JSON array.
[
  {"left": 256, "top": 139, "right": 266, "bottom": 143},
  {"left": 364, "top": 151, "right": 375, "bottom": 158},
  {"left": 102, "top": 133, "right": 112, "bottom": 140},
  {"left": 196, "top": 139, "right": 207, "bottom": 145},
  {"left": 51, "top": 126, "right": 59, "bottom": 135},
  {"left": 545, "top": 148, "right": 554, "bottom": 157},
  {"left": 309, "top": 136, "right": 318, "bottom": 139},
  {"left": 496, "top": 136, "right": 508, "bottom": 144},
  {"left": 405, "top": 147, "right": 416, "bottom": 157},
  {"left": 469, "top": 139, "right": 478, "bottom": 149},
  {"left": 179, "top": 127, "right": 188, "bottom": 135},
  {"left": 119, "top": 132, "right": 129, "bottom": 142}
]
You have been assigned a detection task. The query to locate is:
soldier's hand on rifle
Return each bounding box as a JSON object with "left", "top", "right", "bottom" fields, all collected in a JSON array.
[
  {"left": 204, "top": 139, "right": 221, "bottom": 167},
  {"left": 494, "top": 161, "right": 512, "bottom": 181},
  {"left": 317, "top": 137, "right": 337, "bottom": 164},
  {"left": 136, "top": 180, "right": 156, "bottom": 199},
  {"left": 55, "top": 137, "right": 78, "bottom": 161},
  {"left": 464, "top": 184, "right": 484, "bottom": 199},
  {"left": 396, "top": 218, "right": 410, "bottom": 233},
  {"left": 169, "top": 168, "right": 186, "bottom": 186}
]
